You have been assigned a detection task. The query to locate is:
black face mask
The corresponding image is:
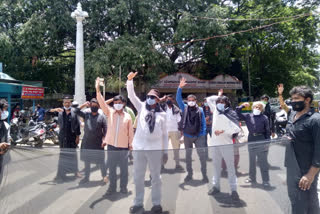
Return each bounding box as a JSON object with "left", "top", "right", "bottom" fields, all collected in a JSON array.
[
  {"left": 91, "top": 106, "right": 99, "bottom": 113},
  {"left": 291, "top": 100, "right": 305, "bottom": 112},
  {"left": 166, "top": 100, "right": 173, "bottom": 105}
]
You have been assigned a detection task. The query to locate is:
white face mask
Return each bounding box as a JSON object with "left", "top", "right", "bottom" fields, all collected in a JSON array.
[
  {"left": 253, "top": 108, "right": 261, "bottom": 115},
  {"left": 146, "top": 98, "right": 156, "bottom": 105},
  {"left": 114, "top": 104, "right": 124, "bottom": 111},
  {"left": 1, "top": 111, "right": 8, "bottom": 120},
  {"left": 64, "top": 106, "right": 71, "bottom": 110},
  {"left": 216, "top": 103, "right": 225, "bottom": 112},
  {"left": 188, "top": 101, "right": 196, "bottom": 107}
]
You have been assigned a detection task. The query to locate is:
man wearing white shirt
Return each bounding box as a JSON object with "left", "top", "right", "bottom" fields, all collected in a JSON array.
[
  {"left": 160, "top": 94, "right": 183, "bottom": 171},
  {"left": 206, "top": 89, "right": 241, "bottom": 201},
  {"left": 126, "top": 72, "right": 168, "bottom": 214}
]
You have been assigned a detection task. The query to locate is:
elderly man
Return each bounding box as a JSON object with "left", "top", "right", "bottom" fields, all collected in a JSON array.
[{"left": 236, "top": 101, "right": 271, "bottom": 188}]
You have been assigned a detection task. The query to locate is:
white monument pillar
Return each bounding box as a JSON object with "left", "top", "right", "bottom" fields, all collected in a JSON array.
[{"left": 71, "top": 3, "right": 88, "bottom": 104}]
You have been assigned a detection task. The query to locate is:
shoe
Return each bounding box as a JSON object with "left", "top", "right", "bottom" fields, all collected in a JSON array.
[
  {"left": 151, "top": 205, "right": 163, "bottom": 213},
  {"left": 208, "top": 187, "right": 220, "bottom": 195},
  {"left": 231, "top": 191, "right": 240, "bottom": 201},
  {"left": 104, "top": 188, "right": 116, "bottom": 195},
  {"left": 184, "top": 174, "right": 193, "bottom": 182},
  {"left": 207, "top": 158, "right": 212, "bottom": 162},
  {"left": 130, "top": 205, "right": 144, "bottom": 213},
  {"left": 120, "top": 188, "right": 128, "bottom": 194},
  {"left": 53, "top": 176, "right": 66, "bottom": 183},
  {"left": 202, "top": 175, "right": 209, "bottom": 183},
  {"left": 79, "top": 178, "right": 89, "bottom": 184},
  {"left": 245, "top": 178, "right": 256, "bottom": 184},
  {"left": 175, "top": 164, "right": 184, "bottom": 171},
  {"left": 263, "top": 182, "right": 271, "bottom": 189},
  {"left": 161, "top": 166, "right": 166, "bottom": 173}
]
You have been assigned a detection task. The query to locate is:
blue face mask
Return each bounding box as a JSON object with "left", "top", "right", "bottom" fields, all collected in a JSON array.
[
  {"left": 147, "top": 98, "right": 156, "bottom": 105},
  {"left": 216, "top": 103, "right": 225, "bottom": 112},
  {"left": 204, "top": 103, "right": 208, "bottom": 107}
]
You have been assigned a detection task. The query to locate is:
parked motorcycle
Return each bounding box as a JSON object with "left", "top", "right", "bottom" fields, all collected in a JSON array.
[
  {"left": 45, "top": 118, "right": 59, "bottom": 145},
  {"left": 10, "top": 115, "right": 46, "bottom": 148}
]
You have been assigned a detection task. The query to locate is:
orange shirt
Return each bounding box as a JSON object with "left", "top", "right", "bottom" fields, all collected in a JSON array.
[{"left": 97, "top": 93, "right": 133, "bottom": 149}]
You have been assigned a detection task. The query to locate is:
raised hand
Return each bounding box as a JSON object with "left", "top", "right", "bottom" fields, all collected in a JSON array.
[
  {"left": 179, "top": 77, "right": 187, "bottom": 88},
  {"left": 277, "top": 83, "right": 284, "bottom": 95},
  {"left": 218, "top": 89, "right": 223, "bottom": 96},
  {"left": 127, "top": 72, "right": 138, "bottom": 81},
  {"left": 56, "top": 108, "right": 64, "bottom": 113},
  {"left": 95, "top": 77, "right": 101, "bottom": 91},
  {"left": 242, "top": 102, "right": 250, "bottom": 108}
]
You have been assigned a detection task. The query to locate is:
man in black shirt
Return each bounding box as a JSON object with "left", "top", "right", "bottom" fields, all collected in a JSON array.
[
  {"left": 261, "top": 95, "right": 275, "bottom": 138},
  {"left": 50, "top": 96, "right": 81, "bottom": 182},
  {"left": 285, "top": 86, "right": 320, "bottom": 214}
]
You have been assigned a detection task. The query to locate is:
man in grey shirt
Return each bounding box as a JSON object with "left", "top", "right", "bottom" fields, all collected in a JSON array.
[{"left": 74, "top": 98, "right": 108, "bottom": 184}]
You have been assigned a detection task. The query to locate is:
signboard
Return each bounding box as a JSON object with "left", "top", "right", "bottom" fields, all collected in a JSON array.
[
  {"left": 21, "top": 86, "right": 44, "bottom": 99},
  {"left": 154, "top": 72, "right": 242, "bottom": 90}
]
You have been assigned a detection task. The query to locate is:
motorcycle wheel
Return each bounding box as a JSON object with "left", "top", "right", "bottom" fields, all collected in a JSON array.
[{"left": 34, "top": 139, "right": 44, "bottom": 148}]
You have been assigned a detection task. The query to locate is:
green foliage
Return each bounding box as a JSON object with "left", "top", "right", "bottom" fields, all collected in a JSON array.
[{"left": 0, "top": 0, "right": 319, "bottom": 98}]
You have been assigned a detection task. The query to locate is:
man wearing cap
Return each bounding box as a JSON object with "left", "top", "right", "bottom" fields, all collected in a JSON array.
[
  {"left": 49, "top": 96, "right": 81, "bottom": 182},
  {"left": 176, "top": 77, "right": 208, "bottom": 183},
  {"left": 126, "top": 72, "right": 168, "bottom": 214}
]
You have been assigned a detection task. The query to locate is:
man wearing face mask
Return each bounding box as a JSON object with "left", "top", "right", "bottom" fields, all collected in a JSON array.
[
  {"left": 96, "top": 77, "right": 134, "bottom": 195},
  {"left": 36, "top": 104, "right": 46, "bottom": 122},
  {"left": 236, "top": 101, "right": 271, "bottom": 188},
  {"left": 75, "top": 99, "right": 108, "bottom": 184},
  {"left": 126, "top": 72, "right": 168, "bottom": 214},
  {"left": 11, "top": 104, "right": 21, "bottom": 119},
  {"left": 1, "top": 103, "right": 10, "bottom": 132},
  {"left": 49, "top": 96, "right": 81, "bottom": 182},
  {"left": 283, "top": 86, "right": 320, "bottom": 214},
  {"left": 261, "top": 95, "right": 276, "bottom": 138},
  {"left": 176, "top": 77, "right": 208, "bottom": 183},
  {"left": 203, "top": 98, "right": 213, "bottom": 161},
  {"left": 206, "top": 90, "right": 241, "bottom": 201},
  {"left": 159, "top": 94, "right": 183, "bottom": 171}
]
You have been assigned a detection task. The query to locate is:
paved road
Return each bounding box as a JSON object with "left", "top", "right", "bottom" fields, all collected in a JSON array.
[{"left": 0, "top": 128, "right": 318, "bottom": 214}]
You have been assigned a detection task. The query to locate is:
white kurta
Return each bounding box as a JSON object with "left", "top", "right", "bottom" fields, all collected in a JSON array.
[
  {"left": 206, "top": 95, "right": 241, "bottom": 146},
  {"left": 126, "top": 80, "right": 168, "bottom": 151}
]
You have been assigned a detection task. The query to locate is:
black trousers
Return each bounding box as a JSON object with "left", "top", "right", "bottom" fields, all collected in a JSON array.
[
  {"left": 248, "top": 135, "right": 269, "bottom": 182},
  {"left": 286, "top": 143, "right": 320, "bottom": 214},
  {"left": 184, "top": 135, "right": 207, "bottom": 177},
  {"left": 56, "top": 148, "right": 78, "bottom": 178},
  {"left": 107, "top": 145, "right": 129, "bottom": 190}
]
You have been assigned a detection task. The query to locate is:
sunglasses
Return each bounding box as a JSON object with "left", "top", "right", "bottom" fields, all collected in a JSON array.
[{"left": 147, "top": 95, "right": 156, "bottom": 99}]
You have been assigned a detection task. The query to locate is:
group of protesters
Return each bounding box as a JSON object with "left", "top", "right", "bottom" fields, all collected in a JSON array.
[{"left": 0, "top": 72, "right": 319, "bottom": 214}]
